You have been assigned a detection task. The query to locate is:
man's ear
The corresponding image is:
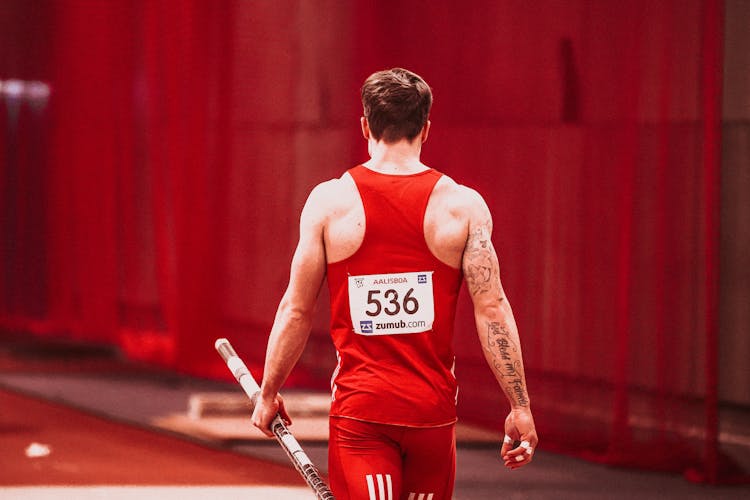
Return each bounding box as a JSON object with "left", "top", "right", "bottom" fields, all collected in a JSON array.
[
  {"left": 361, "top": 117, "right": 370, "bottom": 140},
  {"left": 421, "top": 120, "right": 431, "bottom": 144}
]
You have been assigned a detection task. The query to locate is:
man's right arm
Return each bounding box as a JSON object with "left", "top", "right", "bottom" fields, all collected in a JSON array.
[
  {"left": 460, "top": 187, "right": 538, "bottom": 469},
  {"left": 251, "top": 182, "right": 330, "bottom": 437}
]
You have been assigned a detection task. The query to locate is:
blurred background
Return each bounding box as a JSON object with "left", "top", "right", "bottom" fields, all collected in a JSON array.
[{"left": 1, "top": 0, "right": 748, "bottom": 487}]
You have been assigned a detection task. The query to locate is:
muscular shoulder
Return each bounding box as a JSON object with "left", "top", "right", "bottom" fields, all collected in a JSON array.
[
  {"left": 304, "top": 172, "right": 364, "bottom": 262},
  {"left": 431, "top": 175, "right": 490, "bottom": 224},
  {"left": 311, "top": 173, "right": 354, "bottom": 197},
  {"left": 424, "top": 174, "right": 491, "bottom": 268},
  {"left": 303, "top": 173, "right": 358, "bottom": 222}
]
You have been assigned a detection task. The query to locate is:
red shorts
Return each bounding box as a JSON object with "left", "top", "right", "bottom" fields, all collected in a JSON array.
[{"left": 328, "top": 417, "right": 456, "bottom": 500}]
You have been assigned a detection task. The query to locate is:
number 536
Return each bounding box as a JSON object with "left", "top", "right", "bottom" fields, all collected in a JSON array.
[{"left": 365, "top": 288, "right": 419, "bottom": 316}]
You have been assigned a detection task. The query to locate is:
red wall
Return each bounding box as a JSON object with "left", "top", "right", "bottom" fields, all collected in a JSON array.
[{"left": 0, "top": 0, "right": 726, "bottom": 480}]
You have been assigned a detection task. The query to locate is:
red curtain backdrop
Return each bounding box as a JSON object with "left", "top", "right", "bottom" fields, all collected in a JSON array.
[{"left": 1, "top": 0, "right": 737, "bottom": 482}]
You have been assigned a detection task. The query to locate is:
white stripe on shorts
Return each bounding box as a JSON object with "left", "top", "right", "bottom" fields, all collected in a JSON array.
[
  {"left": 366, "top": 474, "right": 392, "bottom": 500},
  {"left": 366, "top": 475, "right": 375, "bottom": 500}
]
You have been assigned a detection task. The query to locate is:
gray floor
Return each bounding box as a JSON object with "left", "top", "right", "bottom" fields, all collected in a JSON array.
[{"left": 2, "top": 369, "right": 749, "bottom": 499}]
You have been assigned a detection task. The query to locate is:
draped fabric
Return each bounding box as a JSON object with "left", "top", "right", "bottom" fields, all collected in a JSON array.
[{"left": 1, "top": 0, "right": 740, "bottom": 482}]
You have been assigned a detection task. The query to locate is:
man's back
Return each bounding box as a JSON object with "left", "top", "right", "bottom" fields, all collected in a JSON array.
[{"left": 324, "top": 164, "right": 464, "bottom": 427}]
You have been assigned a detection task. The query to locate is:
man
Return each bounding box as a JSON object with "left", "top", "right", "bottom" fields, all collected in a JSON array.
[{"left": 252, "top": 68, "right": 538, "bottom": 500}]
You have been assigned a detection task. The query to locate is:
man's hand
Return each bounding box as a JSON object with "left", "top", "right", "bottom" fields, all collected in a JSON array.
[
  {"left": 250, "top": 392, "right": 292, "bottom": 438},
  {"left": 500, "top": 407, "right": 538, "bottom": 470}
]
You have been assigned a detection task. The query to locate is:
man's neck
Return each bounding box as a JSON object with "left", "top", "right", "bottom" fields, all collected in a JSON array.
[{"left": 363, "top": 138, "right": 428, "bottom": 175}]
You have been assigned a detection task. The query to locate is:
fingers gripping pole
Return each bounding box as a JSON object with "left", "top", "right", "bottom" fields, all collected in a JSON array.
[{"left": 214, "top": 338, "right": 335, "bottom": 500}]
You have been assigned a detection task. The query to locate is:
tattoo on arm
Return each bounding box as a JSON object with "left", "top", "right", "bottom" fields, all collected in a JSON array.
[
  {"left": 464, "top": 220, "right": 498, "bottom": 296},
  {"left": 487, "top": 321, "right": 529, "bottom": 407}
]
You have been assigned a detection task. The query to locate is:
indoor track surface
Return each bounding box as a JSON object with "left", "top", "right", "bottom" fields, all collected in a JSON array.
[{"left": 1, "top": 338, "right": 748, "bottom": 499}]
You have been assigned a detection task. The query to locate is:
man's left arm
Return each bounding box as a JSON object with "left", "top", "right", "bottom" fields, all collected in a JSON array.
[{"left": 461, "top": 188, "right": 538, "bottom": 469}]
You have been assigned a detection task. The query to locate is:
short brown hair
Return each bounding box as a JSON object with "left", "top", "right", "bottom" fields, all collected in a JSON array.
[{"left": 360, "top": 68, "right": 432, "bottom": 143}]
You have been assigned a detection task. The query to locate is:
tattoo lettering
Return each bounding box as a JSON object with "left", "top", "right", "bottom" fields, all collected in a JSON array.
[{"left": 486, "top": 321, "right": 529, "bottom": 407}]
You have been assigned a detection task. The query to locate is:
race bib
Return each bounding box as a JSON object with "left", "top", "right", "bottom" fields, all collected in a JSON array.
[{"left": 348, "top": 271, "right": 435, "bottom": 336}]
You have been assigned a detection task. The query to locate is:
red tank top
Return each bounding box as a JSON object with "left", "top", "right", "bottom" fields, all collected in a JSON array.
[{"left": 326, "top": 165, "right": 463, "bottom": 427}]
